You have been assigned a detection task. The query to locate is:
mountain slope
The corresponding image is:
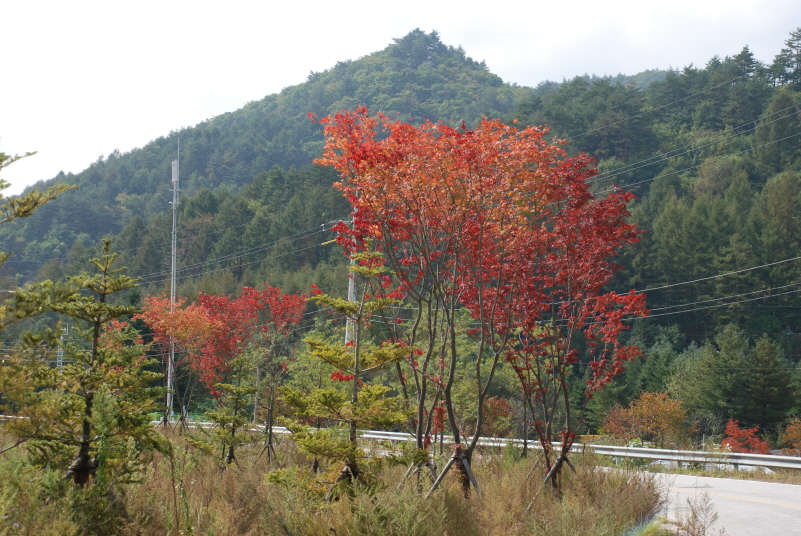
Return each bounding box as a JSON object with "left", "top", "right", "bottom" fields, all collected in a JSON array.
[{"left": 2, "top": 30, "right": 529, "bottom": 269}]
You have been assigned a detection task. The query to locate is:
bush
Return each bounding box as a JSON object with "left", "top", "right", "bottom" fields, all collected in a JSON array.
[{"left": 721, "top": 419, "right": 771, "bottom": 454}]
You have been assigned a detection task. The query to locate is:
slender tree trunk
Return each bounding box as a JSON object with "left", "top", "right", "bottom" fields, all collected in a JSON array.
[
  {"left": 346, "top": 316, "right": 362, "bottom": 482},
  {"left": 253, "top": 366, "right": 260, "bottom": 423},
  {"left": 67, "top": 319, "right": 102, "bottom": 486}
]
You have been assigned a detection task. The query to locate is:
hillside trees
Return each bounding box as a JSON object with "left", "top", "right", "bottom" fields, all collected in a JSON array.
[
  {"left": 668, "top": 325, "right": 795, "bottom": 430},
  {"left": 315, "top": 107, "right": 646, "bottom": 492},
  {"left": 0, "top": 30, "right": 529, "bottom": 273},
  {"left": 771, "top": 28, "right": 801, "bottom": 87},
  {"left": 753, "top": 89, "right": 801, "bottom": 175}
]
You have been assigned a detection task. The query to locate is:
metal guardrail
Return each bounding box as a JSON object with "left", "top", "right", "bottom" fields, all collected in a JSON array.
[
  {"left": 579, "top": 444, "right": 801, "bottom": 470},
  {"left": 156, "top": 419, "right": 801, "bottom": 471},
  {"left": 1, "top": 415, "right": 791, "bottom": 471}
]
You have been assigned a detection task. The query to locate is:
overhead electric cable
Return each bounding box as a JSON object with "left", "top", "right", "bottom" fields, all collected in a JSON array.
[
  {"left": 641, "top": 255, "right": 801, "bottom": 292},
  {"left": 567, "top": 73, "right": 751, "bottom": 141},
  {"left": 135, "top": 216, "right": 349, "bottom": 282},
  {"left": 140, "top": 242, "right": 326, "bottom": 286},
  {"left": 2, "top": 189, "right": 347, "bottom": 266},
  {"left": 588, "top": 105, "right": 800, "bottom": 184},
  {"left": 136, "top": 226, "right": 331, "bottom": 281},
  {"left": 645, "top": 286, "right": 801, "bottom": 318},
  {"left": 648, "top": 280, "right": 801, "bottom": 312},
  {"left": 600, "top": 130, "right": 801, "bottom": 194}
]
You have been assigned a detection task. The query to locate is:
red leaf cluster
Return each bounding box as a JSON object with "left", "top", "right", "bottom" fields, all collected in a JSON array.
[
  {"left": 315, "top": 107, "right": 647, "bottom": 461},
  {"left": 721, "top": 419, "right": 771, "bottom": 454},
  {"left": 136, "top": 286, "right": 306, "bottom": 393}
]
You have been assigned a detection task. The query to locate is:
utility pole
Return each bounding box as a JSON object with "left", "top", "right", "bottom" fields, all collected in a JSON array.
[
  {"left": 345, "top": 255, "right": 356, "bottom": 345},
  {"left": 167, "top": 140, "right": 180, "bottom": 421},
  {"left": 344, "top": 201, "right": 357, "bottom": 346}
]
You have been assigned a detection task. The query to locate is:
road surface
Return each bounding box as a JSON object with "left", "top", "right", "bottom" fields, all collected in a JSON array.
[{"left": 658, "top": 473, "right": 801, "bottom": 536}]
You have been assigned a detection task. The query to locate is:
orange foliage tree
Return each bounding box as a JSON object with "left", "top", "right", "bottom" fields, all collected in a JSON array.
[
  {"left": 782, "top": 418, "right": 801, "bottom": 455},
  {"left": 137, "top": 286, "right": 306, "bottom": 412},
  {"left": 602, "top": 392, "right": 691, "bottom": 448}
]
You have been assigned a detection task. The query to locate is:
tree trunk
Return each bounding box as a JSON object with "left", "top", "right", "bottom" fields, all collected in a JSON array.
[{"left": 67, "top": 392, "right": 96, "bottom": 486}]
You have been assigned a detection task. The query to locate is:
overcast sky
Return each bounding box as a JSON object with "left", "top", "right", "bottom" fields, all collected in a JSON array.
[{"left": 2, "top": 0, "right": 799, "bottom": 194}]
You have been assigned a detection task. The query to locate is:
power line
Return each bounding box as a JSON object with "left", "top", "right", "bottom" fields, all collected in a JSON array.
[
  {"left": 601, "top": 130, "right": 801, "bottom": 194},
  {"left": 2, "top": 189, "right": 347, "bottom": 266},
  {"left": 136, "top": 226, "right": 333, "bottom": 282},
  {"left": 648, "top": 281, "right": 801, "bottom": 312},
  {"left": 643, "top": 286, "right": 801, "bottom": 319},
  {"left": 139, "top": 242, "right": 328, "bottom": 287},
  {"left": 566, "top": 72, "right": 751, "bottom": 141},
  {"left": 588, "top": 105, "right": 800, "bottom": 185},
  {"left": 641, "top": 255, "right": 801, "bottom": 293}
]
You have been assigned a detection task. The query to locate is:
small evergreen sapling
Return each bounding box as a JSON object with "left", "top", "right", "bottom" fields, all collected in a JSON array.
[
  {"left": 280, "top": 251, "right": 409, "bottom": 493},
  {"left": 7, "top": 239, "right": 163, "bottom": 487}
]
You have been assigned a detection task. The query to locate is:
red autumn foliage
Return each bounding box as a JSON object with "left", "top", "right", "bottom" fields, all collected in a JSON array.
[
  {"left": 314, "top": 107, "right": 646, "bottom": 492},
  {"left": 721, "top": 419, "right": 771, "bottom": 454},
  {"left": 137, "top": 286, "right": 306, "bottom": 396},
  {"left": 330, "top": 370, "right": 356, "bottom": 383}
]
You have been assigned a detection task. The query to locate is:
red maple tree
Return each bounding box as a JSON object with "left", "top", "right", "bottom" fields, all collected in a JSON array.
[
  {"left": 315, "top": 107, "right": 647, "bottom": 492},
  {"left": 137, "top": 286, "right": 306, "bottom": 400},
  {"left": 721, "top": 419, "right": 771, "bottom": 454}
]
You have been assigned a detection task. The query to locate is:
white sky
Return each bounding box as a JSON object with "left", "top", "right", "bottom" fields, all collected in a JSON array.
[{"left": 2, "top": 0, "right": 799, "bottom": 194}]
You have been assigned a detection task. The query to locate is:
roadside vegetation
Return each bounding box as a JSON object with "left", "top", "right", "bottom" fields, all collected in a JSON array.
[{"left": 0, "top": 430, "right": 662, "bottom": 536}]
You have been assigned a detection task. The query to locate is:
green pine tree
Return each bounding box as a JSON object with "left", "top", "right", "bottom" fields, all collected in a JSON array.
[{"left": 6, "top": 239, "right": 163, "bottom": 486}]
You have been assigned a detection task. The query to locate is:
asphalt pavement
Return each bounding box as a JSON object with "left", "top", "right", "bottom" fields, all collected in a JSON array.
[{"left": 658, "top": 473, "right": 801, "bottom": 536}]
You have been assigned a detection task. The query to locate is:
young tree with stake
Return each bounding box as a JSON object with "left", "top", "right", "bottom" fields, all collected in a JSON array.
[{"left": 314, "top": 107, "right": 646, "bottom": 495}]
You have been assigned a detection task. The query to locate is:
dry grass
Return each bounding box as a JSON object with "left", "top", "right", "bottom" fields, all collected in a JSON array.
[{"left": 0, "top": 432, "right": 663, "bottom": 536}]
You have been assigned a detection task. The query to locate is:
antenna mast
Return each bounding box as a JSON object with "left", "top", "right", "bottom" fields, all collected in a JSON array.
[
  {"left": 57, "top": 325, "right": 68, "bottom": 373},
  {"left": 167, "top": 140, "right": 180, "bottom": 420}
]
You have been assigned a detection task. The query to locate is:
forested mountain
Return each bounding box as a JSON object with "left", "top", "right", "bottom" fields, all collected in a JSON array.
[
  {"left": 4, "top": 28, "right": 801, "bottom": 437},
  {"left": 1, "top": 29, "right": 669, "bottom": 286},
  {"left": 0, "top": 30, "right": 527, "bottom": 274}
]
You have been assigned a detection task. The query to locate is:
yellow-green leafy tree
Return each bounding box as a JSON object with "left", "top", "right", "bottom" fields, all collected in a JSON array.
[{"left": 280, "top": 251, "right": 409, "bottom": 493}]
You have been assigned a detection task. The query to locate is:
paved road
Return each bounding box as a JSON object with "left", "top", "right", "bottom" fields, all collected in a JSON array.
[{"left": 657, "top": 473, "right": 801, "bottom": 536}]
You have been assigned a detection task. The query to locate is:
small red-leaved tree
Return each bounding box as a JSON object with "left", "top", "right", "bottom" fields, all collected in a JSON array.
[
  {"left": 315, "top": 107, "right": 646, "bottom": 494},
  {"left": 136, "top": 295, "right": 213, "bottom": 415},
  {"left": 138, "top": 286, "right": 306, "bottom": 464},
  {"left": 721, "top": 419, "right": 771, "bottom": 454},
  {"left": 249, "top": 286, "right": 307, "bottom": 461}
]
